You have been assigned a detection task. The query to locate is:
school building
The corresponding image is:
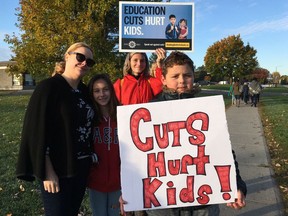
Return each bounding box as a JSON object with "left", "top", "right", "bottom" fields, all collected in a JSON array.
[{"left": 0, "top": 61, "right": 35, "bottom": 90}]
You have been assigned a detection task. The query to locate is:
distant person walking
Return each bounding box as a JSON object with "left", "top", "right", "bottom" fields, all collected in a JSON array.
[
  {"left": 232, "top": 79, "right": 241, "bottom": 107},
  {"left": 228, "top": 84, "right": 236, "bottom": 106},
  {"left": 242, "top": 82, "right": 249, "bottom": 104},
  {"left": 249, "top": 77, "right": 262, "bottom": 107}
]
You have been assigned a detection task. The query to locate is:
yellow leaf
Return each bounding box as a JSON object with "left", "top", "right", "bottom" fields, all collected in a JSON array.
[{"left": 20, "top": 185, "right": 25, "bottom": 192}]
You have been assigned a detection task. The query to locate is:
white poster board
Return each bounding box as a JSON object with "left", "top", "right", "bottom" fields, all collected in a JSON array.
[{"left": 117, "top": 95, "right": 237, "bottom": 211}]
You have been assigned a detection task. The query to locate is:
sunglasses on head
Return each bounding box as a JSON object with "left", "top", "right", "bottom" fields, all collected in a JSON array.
[{"left": 68, "top": 52, "right": 95, "bottom": 67}]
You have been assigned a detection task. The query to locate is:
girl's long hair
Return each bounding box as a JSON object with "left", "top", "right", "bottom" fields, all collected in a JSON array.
[
  {"left": 122, "top": 52, "right": 150, "bottom": 77},
  {"left": 88, "top": 73, "right": 120, "bottom": 124}
]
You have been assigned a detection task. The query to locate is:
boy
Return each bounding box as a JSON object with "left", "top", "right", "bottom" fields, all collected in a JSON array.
[
  {"left": 165, "top": 14, "right": 179, "bottom": 39},
  {"left": 146, "top": 51, "right": 247, "bottom": 216}
]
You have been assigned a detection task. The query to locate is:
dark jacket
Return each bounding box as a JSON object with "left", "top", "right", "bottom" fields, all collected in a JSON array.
[
  {"left": 165, "top": 23, "right": 180, "bottom": 39},
  {"left": 154, "top": 87, "right": 247, "bottom": 196},
  {"left": 16, "top": 74, "right": 94, "bottom": 181}
]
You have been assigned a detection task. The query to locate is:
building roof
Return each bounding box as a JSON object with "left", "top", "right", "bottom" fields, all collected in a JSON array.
[{"left": 0, "top": 61, "right": 17, "bottom": 67}]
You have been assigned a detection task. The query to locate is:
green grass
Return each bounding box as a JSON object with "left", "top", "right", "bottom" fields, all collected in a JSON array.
[
  {"left": 0, "top": 93, "right": 91, "bottom": 215},
  {"left": 259, "top": 94, "right": 288, "bottom": 214},
  {"left": 262, "top": 86, "right": 288, "bottom": 93},
  {"left": 200, "top": 84, "right": 230, "bottom": 91},
  {"left": 0, "top": 94, "right": 44, "bottom": 216}
]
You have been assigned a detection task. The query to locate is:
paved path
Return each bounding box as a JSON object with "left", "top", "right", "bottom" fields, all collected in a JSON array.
[{"left": 219, "top": 103, "right": 285, "bottom": 216}]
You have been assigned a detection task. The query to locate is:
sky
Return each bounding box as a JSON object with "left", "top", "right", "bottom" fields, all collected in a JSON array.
[{"left": 0, "top": 0, "right": 288, "bottom": 76}]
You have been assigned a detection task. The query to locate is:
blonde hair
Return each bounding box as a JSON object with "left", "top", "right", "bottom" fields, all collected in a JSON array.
[
  {"left": 52, "top": 61, "right": 65, "bottom": 76},
  {"left": 150, "top": 62, "right": 157, "bottom": 77},
  {"left": 123, "top": 52, "right": 149, "bottom": 76},
  {"left": 64, "top": 42, "right": 94, "bottom": 59}
]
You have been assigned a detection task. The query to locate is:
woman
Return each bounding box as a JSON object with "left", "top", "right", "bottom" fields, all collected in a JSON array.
[{"left": 16, "top": 42, "right": 96, "bottom": 216}]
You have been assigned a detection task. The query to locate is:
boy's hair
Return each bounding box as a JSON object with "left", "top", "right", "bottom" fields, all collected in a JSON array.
[
  {"left": 88, "top": 73, "right": 120, "bottom": 124},
  {"left": 162, "top": 51, "right": 195, "bottom": 77},
  {"left": 123, "top": 52, "right": 149, "bottom": 77},
  {"left": 169, "top": 14, "right": 176, "bottom": 19}
]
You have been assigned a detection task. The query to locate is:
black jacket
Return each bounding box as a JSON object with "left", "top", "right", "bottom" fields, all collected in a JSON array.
[{"left": 16, "top": 74, "right": 94, "bottom": 181}]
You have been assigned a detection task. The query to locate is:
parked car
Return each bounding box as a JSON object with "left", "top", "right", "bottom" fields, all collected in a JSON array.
[
  {"left": 218, "top": 81, "right": 228, "bottom": 85},
  {"left": 197, "top": 80, "right": 210, "bottom": 86}
]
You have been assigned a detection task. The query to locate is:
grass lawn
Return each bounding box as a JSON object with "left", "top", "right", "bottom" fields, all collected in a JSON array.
[
  {"left": 0, "top": 94, "right": 44, "bottom": 215},
  {"left": 0, "top": 86, "right": 287, "bottom": 215},
  {"left": 259, "top": 94, "right": 288, "bottom": 214},
  {"left": 0, "top": 93, "right": 91, "bottom": 215}
]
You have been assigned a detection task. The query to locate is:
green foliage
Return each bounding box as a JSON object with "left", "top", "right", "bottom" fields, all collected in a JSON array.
[
  {"left": 195, "top": 65, "right": 208, "bottom": 83},
  {"left": 250, "top": 67, "right": 270, "bottom": 83},
  {"left": 204, "top": 35, "right": 258, "bottom": 82},
  {"left": 4, "top": 0, "right": 124, "bottom": 82},
  {"left": 280, "top": 75, "right": 288, "bottom": 85},
  {"left": 4, "top": 0, "right": 163, "bottom": 83},
  {"left": 149, "top": 53, "right": 157, "bottom": 65}
]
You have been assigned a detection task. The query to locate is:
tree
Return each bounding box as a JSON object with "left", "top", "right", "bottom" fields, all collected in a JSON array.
[
  {"left": 272, "top": 71, "right": 281, "bottom": 86},
  {"left": 149, "top": 53, "right": 157, "bottom": 66},
  {"left": 280, "top": 75, "right": 288, "bottom": 85},
  {"left": 4, "top": 0, "right": 160, "bottom": 83},
  {"left": 5, "top": 0, "right": 119, "bottom": 82},
  {"left": 250, "top": 67, "right": 270, "bottom": 83},
  {"left": 204, "top": 35, "right": 258, "bottom": 83},
  {"left": 194, "top": 65, "right": 207, "bottom": 83}
]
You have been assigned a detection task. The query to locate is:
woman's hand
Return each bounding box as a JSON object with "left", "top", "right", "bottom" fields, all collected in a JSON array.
[{"left": 43, "top": 155, "right": 60, "bottom": 193}]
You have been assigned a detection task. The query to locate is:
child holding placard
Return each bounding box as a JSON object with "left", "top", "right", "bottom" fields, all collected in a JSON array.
[
  {"left": 148, "top": 51, "right": 247, "bottom": 216},
  {"left": 120, "top": 51, "right": 247, "bottom": 216}
]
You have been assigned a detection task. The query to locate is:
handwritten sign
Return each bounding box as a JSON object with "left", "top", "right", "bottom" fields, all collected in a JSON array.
[
  {"left": 117, "top": 95, "right": 237, "bottom": 211},
  {"left": 119, "top": 1, "right": 194, "bottom": 52}
]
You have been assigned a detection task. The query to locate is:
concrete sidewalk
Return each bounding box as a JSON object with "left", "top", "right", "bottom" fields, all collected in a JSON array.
[{"left": 219, "top": 103, "right": 285, "bottom": 215}]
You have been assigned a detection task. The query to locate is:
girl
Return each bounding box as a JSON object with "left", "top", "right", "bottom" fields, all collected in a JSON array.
[
  {"left": 178, "top": 19, "right": 188, "bottom": 39},
  {"left": 88, "top": 74, "right": 121, "bottom": 216},
  {"left": 114, "top": 49, "right": 166, "bottom": 216},
  {"left": 113, "top": 49, "right": 166, "bottom": 105}
]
